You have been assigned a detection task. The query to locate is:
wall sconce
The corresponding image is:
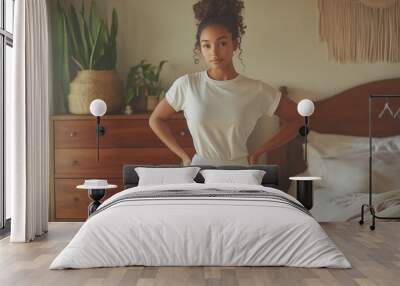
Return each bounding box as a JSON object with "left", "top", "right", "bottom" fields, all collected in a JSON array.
[
  {"left": 89, "top": 99, "right": 107, "bottom": 162},
  {"left": 297, "top": 99, "right": 315, "bottom": 164}
]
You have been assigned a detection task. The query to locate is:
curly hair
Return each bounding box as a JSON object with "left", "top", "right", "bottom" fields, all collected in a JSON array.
[{"left": 192, "top": 0, "right": 247, "bottom": 66}]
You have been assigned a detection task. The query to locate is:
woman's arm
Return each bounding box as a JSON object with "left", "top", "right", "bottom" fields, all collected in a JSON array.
[
  {"left": 149, "top": 99, "right": 192, "bottom": 166},
  {"left": 249, "top": 94, "right": 302, "bottom": 164}
]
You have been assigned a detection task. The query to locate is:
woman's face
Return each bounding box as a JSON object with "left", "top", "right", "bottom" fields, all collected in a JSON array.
[{"left": 200, "top": 25, "right": 238, "bottom": 69}]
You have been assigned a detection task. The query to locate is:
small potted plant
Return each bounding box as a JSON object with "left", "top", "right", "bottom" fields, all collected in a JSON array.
[
  {"left": 124, "top": 72, "right": 137, "bottom": 115},
  {"left": 147, "top": 82, "right": 166, "bottom": 112},
  {"left": 125, "top": 60, "right": 167, "bottom": 113}
]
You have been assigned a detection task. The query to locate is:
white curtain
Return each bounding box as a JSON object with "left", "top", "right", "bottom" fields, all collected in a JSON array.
[{"left": 9, "top": 0, "right": 50, "bottom": 242}]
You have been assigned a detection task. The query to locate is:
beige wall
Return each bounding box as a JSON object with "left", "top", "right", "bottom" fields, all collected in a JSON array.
[{"left": 58, "top": 0, "right": 400, "bottom": 162}]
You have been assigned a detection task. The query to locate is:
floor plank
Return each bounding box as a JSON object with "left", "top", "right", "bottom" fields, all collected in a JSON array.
[{"left": 0, "top": 222, "right": 399, "bottom": 286}]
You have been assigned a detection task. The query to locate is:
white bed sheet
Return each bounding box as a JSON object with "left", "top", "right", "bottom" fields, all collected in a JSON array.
[
  {"left": 50, "top": 183, "right": 350, "bottom": 269},
  {"left": 309, "top": 187, "right": 400, "bottom": 222}
]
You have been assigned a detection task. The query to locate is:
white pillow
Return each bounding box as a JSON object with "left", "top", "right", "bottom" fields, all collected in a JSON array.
[
  {"left": 304, "top": 132, "right": 400, "bottom": 194},
  {"left": 307, "top": 130, "right": 400, "bottom": 158},
  {"left": 305, "top": 145, "right": 392, "bottom": 194},
  {"left": 135, "top": 167, "right": 201, "bottom": 186},
  {"left": 200, "top": 169, "right": 266, "bottom": 185}
]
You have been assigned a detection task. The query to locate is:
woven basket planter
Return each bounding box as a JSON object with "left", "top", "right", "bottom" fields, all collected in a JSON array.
[{"left": 68, "top": 70, "right": 123, "bottom": 114}]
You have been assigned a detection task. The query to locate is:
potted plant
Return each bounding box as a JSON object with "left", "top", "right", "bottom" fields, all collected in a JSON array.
[
  {"left": 146, "top": 61, "right": 168, "bottom": 111},
  {"left": 58, "top": 0, "right": 123, "bottom": 114},
  {"left": 125, "top": 60, "right": 167, "bottom": 113}
]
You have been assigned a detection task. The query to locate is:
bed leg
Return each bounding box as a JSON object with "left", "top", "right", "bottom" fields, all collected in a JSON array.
[
  {"left": 359, "top": 204, "right": 367, "bottom": 225},
  {"left": 370, "top": 206, "right": 376, "bottom": 231}
]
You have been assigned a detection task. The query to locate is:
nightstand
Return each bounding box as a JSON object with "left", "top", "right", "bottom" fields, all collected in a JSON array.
[
  {"left": 289, "top": 176, "right": 321, "bottom": 210},
  {"left": 77, "top": 181, "right": 117, "bottom": 216}
]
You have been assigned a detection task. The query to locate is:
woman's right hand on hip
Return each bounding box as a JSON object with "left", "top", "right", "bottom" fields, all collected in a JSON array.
[{"left": 181, "top": 154, "right": 192, "bottom": 166}]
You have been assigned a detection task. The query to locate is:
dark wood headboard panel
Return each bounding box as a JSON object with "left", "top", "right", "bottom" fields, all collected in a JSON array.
[
  {"left": 308, "top": 78, "right": 400, "bottom": 137},
  {"left": 267, "top": 78, "right": 400, "bottom": 191}
]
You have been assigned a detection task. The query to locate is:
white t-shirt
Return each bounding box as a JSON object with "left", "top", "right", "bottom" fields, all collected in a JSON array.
[{"left": 165, "top": 70, "right": 281, "bottom": 161}]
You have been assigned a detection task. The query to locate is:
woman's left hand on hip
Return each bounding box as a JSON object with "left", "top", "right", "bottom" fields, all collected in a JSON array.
[{"left": 248, "top": 154, "right": 259, "bottom": 165}]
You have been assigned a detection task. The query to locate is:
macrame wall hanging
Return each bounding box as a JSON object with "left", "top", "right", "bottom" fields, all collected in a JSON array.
[{"left": 318, "top": 0, "right": 400, "bottom": 63}]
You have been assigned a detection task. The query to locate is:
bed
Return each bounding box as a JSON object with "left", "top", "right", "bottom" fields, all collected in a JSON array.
[
  {"left": 49, "top": 164, "right": 350, "bottom": 269},
  {"left": 269, "top": 78, "right": 400, "bottom": 222}
]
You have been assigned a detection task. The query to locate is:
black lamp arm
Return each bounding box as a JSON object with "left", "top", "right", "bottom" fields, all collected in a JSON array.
[
  {"left": 298, "top": 116, "right": 310, "bottom": 165},
  {"left": 298, "top": 117, "right": 310, "bottom": 136},
  {"left": 96, "top": 116, "right": 106, "bottom": 162},
  {"left": 96, "top": 116, "right": 106, "bottom": 136}
]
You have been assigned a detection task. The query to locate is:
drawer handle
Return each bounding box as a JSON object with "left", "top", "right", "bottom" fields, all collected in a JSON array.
[
  {"left": 72, "top": 160, "right": 79, "bottom": 166},
  {"left": 70, "top": 131, "right": 77, "bottom": 137},
  {"left": 180, "top": 131, "right": 186, "bottom": 137},
  {"left": 73, "top": 197, "right": 79, "bottom": 202}
]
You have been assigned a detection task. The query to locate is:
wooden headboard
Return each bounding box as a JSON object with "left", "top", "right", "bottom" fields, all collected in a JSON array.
[{"left": 267, "top": 77, "right": 400, "bottom": 191}]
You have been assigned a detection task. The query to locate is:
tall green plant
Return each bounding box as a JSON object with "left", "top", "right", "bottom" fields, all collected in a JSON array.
[
  {"left": 58, "top": 0, "right": 118, "bottom": 71},
  {"left": 61, "top": 16, "right": 71, "bottom": 110},
  {"left": 125, "top": 60, "right": 167, "bottom": 105}
]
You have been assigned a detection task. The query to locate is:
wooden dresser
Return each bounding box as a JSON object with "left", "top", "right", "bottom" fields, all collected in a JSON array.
[{"left": 50, "top": 113, "right": 195, "bottom": 221}]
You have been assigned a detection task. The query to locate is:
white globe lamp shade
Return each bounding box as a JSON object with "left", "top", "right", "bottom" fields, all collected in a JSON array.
[
  {"left": 90, "top": 99, "right": 107, "bottom": 117},
  {"left": 297, "top": 99, "right": 315, "bottom": 117}
]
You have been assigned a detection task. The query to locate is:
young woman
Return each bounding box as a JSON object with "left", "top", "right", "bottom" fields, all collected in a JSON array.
[{"left": 149, "top": 0, "right": 301, "bottom": 166}]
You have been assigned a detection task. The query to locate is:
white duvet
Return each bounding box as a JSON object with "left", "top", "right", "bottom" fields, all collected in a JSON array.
[{"left": 50, "top": 183, "right": 351, "bottom": 269}]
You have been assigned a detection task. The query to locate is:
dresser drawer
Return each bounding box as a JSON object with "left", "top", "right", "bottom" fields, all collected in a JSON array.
[
  {"left": 55, "top": 148, "right": 196, "bottom": 178},
  {"left": 54, "top": 119, "right": 192, "bottom": 148},
  {"left": 55, "top": 178, "right": 122, "bottom": 220}
]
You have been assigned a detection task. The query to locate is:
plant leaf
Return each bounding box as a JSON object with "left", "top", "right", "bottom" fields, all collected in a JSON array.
[
  {"left": 156, "top": 60, "right": 167, "bottom": 81},
  {"left": 58, "top": 0, "right": 70, "bottom": 101},
  {"left": 81, "top": 0, "right": 85, "bottom": 19},
  {"left": 89, "top": 22, "right": 103, "bottom": 69},
  {"left": 81, "top": 3, "right": 93, "bottom": 54},
  {"left": 110, "top": 8, "right": 118, "bottom": 42},
  {"left": 71, "top": 56, "right": 85, "bottom": 70},
  {"left": 66, "top": 4, "right": 81, "bottom": 65},
  {"left": 89, "top": 0, "right": 100, "bottom": 48},
  {"left": 79, "top": 12, "right": 90, "bottom": 68}
]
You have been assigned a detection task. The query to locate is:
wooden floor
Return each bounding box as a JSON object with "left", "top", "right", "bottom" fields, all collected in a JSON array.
[{"left": 0, "top": 222, "right": 399, "bottom": 286}]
